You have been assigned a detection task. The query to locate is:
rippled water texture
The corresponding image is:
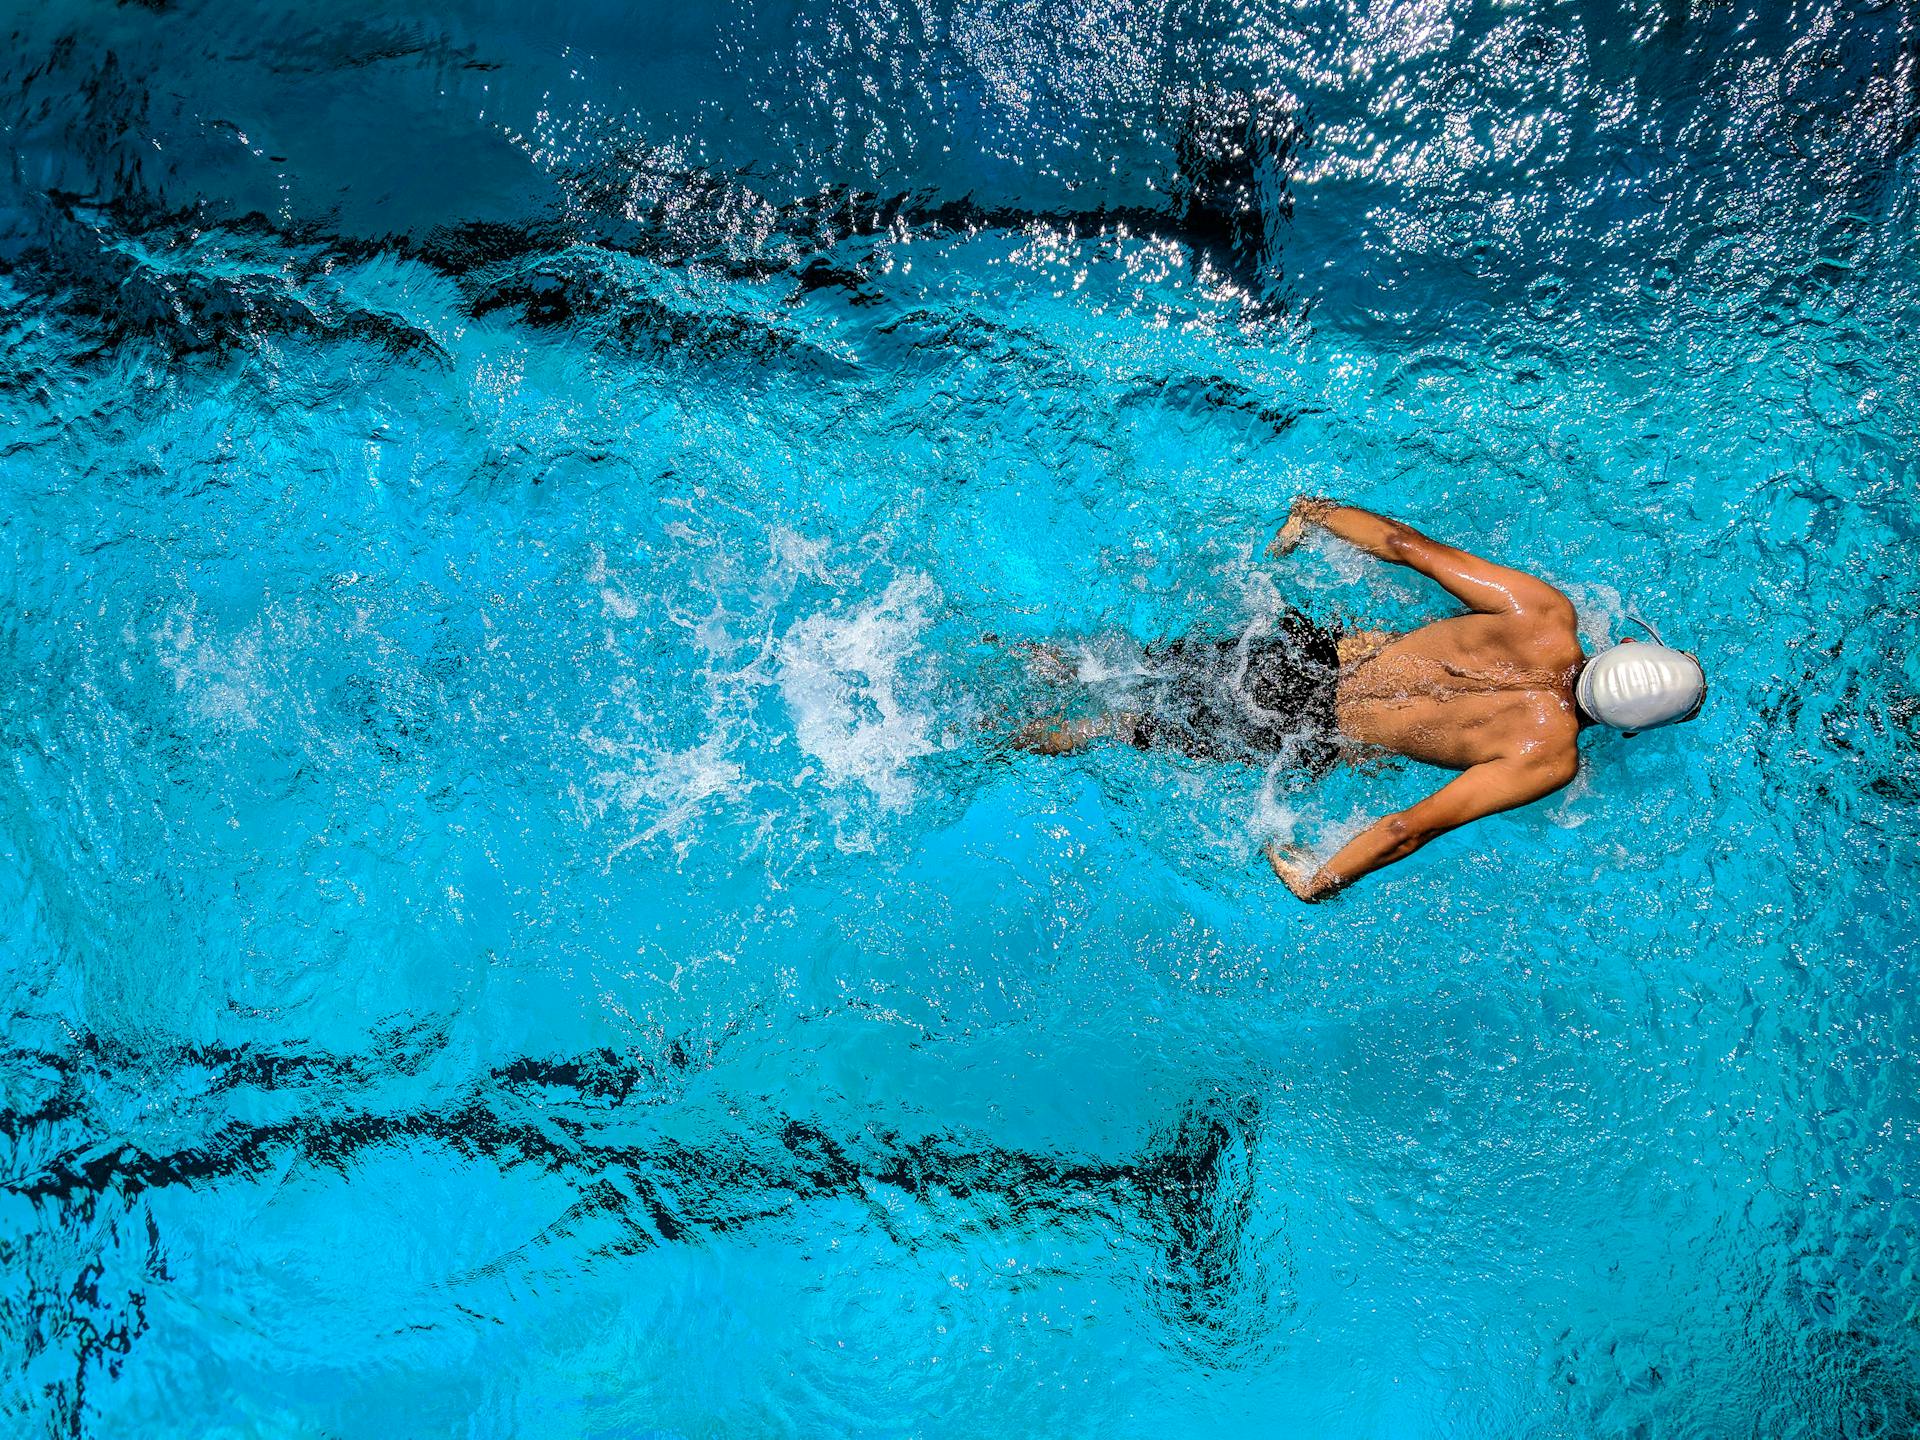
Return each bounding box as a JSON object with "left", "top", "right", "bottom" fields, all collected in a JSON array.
[{"left": 2, "top": 1, "right": 1917, "bottom": 1435}]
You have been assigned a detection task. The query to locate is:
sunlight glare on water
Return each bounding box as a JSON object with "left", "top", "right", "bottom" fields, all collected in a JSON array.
[{"left": 1, "top": 0, "right": 1917, "bottom": 1436}]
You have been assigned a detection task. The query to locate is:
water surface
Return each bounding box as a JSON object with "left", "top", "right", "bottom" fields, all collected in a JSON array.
[{"left": 2, "top": 1, "right": 1917, "bottom": 1435}]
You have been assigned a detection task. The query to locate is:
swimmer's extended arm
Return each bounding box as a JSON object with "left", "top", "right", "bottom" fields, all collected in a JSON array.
[
  {"left": 1271, "top": 499, "right": 1571, "bottom": 617},
  {"left": 1265, "top": 755, "right": 1575, "bottom": 901}
]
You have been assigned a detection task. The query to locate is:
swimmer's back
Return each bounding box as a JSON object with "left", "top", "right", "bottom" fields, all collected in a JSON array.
[{"left": 1335, "top": 611, "right": 1583, "bottom": 771}]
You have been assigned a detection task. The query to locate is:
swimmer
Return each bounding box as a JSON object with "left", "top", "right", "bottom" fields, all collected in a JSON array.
[{"left": 1015, "top": 497, "right": 1706, "bottom": 901}]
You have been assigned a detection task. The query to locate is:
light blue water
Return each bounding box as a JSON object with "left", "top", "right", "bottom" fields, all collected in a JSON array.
[{"left": 2, "top": 2, "right": 1917, "bottom": 1436}]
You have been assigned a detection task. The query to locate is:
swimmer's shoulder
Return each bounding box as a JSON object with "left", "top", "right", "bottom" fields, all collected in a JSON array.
[
  {"left": 1506, "top": 700, "right": 1582, "bottom": 789},
  {"left": 1494, "top": 602, "right": 1582, "bottom": 667}
]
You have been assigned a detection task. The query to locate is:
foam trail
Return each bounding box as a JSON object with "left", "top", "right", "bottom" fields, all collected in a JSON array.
[{"left": 778, "top": 573, "right": 940, "bottom": 811}]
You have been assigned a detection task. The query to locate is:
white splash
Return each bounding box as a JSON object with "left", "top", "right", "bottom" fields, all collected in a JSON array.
[
  {"left": 585, "top": 544, "right": 640, "bottom": 621},
  {"left": 1248, "top": 765, "right": 1303, "bottom": 845},
  {"left": 586, "top": 732, "right": 749, "bottom": 858},
  {"left": 1560, "top": 580, "right": 1624, "bottom": 649},
  {"left": 1300, "top": 527, "right": 1378, "bottom": 586},
  {"left": 777, "top": 573, "right": 940, "bottom": 810},
  {"left": 766, "top": 525, "right": 838, "bottom": 585},
  {"left": 1069, "top": 636, "right": 1149, "bottom": 687},
  {"left": 154, "top": 606, "right": 267, "bottom": 728}
]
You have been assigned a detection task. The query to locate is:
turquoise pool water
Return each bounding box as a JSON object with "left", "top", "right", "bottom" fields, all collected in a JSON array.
[{"left": 2, "top": 2, "right": 1916, "bottom": 1435}]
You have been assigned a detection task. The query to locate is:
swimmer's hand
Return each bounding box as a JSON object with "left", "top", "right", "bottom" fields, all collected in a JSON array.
[
  {"left": 1268, "top": 495, "right": 1338, "bottom": 556},
  {"left": 1264, "top": 841, "right": 1324, "bottom": 902}
]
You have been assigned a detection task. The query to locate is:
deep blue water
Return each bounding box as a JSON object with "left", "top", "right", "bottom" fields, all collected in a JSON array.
[{"left": 2, "top": 2, "right": 1917, "bottom": 1435}]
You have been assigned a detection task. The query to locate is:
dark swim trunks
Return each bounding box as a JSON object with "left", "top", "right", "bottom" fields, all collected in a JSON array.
[{"left": 1133, "top": 610, "right": 1345, "bottom": 774}]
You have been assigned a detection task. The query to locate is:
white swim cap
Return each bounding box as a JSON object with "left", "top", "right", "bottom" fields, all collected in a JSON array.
[{"left": 1576, "top": 642, "right": 1705, "bottom": 731}]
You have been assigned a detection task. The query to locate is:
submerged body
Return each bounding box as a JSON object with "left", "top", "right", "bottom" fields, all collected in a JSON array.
[
  {"left": 1018, "top": 499, "right": 1702, "bottom": 900},
  {"left": 1129, "top": 614, "right": 1348, "bottom": 774}
]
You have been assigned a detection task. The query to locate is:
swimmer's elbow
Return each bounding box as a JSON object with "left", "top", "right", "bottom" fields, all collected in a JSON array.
[
  {"left": 1536, "top": 592, "right": 1579, "bottom": 628},
  {"left": 1529, "top": 752, "right": 1580, "bottom": 794},
  {"left": 1380, "top": 813, "right": 1437, "bottom": 859},
  {"left": 1382, "top": 523, "right": 1426, "bottom": 565}
]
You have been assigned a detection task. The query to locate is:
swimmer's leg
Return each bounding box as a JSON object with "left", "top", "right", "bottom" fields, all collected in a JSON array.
[
  {"left": 1012, "top": 711, "right": 1145, "bottom": 755},
  {"left": 978, "top": 633, "right": 1078, "bottom": 683},
  {"left": 1012, "top": 641, "right": 1077, "bottom": 683}
]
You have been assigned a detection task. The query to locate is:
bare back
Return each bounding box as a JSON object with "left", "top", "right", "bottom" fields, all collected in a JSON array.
[{"left": 1335, "top": 611, "right": 1584, "bottom": 771}]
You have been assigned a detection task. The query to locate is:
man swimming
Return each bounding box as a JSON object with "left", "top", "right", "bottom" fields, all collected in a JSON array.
[{"left": 1016, "top": 497, "right": 1707, "bottom": 901}]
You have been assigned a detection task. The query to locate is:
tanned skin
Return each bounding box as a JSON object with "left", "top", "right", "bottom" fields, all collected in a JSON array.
[
  {"left": 1017, "top": 497, "right": 1590, "bottom": 900},
  {"left": 1261, "top": 497, "right": 1585, "bottom": 901}
]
